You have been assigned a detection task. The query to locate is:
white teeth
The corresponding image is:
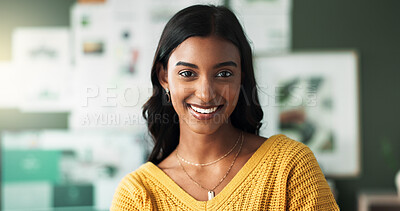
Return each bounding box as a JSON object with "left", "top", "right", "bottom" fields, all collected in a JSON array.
[{"left": 190, "top": 105, "right": 219, "bottom": 114}]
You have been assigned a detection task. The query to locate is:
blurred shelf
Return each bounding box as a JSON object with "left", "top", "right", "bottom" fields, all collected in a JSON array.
[
  {"left": 358, "top": 190, "right": 400, "bottom": 211},
  {"left": 0, "top": 109, "right": 69, "bottom": 130}
]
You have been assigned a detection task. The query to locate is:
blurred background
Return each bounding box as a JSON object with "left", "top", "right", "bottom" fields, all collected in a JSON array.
[{"left": 0, "top": 0, "right": 399, "bottom": 210}]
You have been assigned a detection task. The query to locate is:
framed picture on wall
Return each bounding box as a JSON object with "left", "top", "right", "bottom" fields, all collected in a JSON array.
[
  {"left": 12, "top": 27, "right": 73, "bottom": 112},
  {"left": 254, "top": 51, "right": 360, "bottom": 177}
]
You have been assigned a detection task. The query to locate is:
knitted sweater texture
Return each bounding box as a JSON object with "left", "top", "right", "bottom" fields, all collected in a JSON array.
[{"left": 111, "top": 134, "right": 339, "bottom": 210}]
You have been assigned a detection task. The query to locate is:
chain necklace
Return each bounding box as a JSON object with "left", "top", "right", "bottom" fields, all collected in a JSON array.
[
  {"left": 176, "top": 131, "right": 242, "bottom": 167},
  {"left": 176, "top": 132, "right": 244, "bottom": 200}
]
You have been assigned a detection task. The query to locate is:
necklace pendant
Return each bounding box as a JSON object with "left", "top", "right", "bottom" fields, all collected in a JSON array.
[{"left": 208, "top": 191, "right": 215, "bottom": 200}]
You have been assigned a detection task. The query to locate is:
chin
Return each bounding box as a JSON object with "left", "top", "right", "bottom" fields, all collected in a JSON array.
[
  {"left": 189, "top": 125, "right": 220, "bottom": 135},
  {"left": 184, "top": 117, "right": 230, "bottom": 135}
]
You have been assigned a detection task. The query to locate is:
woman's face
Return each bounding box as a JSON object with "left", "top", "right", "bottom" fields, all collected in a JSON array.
[{"left": 159, "top": 35, "right": 242, "bottom": 134}]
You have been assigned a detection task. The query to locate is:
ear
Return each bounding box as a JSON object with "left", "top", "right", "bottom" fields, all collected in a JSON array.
[{"left": 157, "top": 63, "right": 169, "bottom": 90}]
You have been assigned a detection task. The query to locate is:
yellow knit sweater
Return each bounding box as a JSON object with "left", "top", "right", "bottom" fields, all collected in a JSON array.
[{"left": 111, "top": 134, "right": 339, "bottom": 210}]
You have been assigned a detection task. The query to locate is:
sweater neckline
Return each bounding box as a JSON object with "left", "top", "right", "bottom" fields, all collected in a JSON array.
[{"left": 143, "top": 134, "right": 283, "bottom": 210}]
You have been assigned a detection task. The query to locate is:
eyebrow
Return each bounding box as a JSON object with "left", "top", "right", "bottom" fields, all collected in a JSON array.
[{"left": 175, "top": 61, "right": 238, "bottom": 69}]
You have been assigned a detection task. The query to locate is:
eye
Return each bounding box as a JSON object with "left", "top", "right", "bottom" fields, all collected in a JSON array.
[
  {"left": 216, "top": 70, "right": 233, "bottom": 78},
  {"left": 179, "top": 70, "right": 195, "bottom": 78}
]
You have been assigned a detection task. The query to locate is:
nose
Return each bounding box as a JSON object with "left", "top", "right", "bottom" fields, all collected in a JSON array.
[{"left": 195, "top": 77, "right": 217, "bottom": 103}]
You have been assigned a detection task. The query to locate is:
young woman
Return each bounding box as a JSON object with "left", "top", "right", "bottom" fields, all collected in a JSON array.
[{"left": 111, "top": 5, "right": 339, "bottom": 210}]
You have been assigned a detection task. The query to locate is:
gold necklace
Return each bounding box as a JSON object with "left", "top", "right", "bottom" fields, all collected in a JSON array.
[
  {"left": 176, "top": 131, "right": 242, "bottom": 167},
  {"left": 176, "top": 133, "right": 243, "bottom": 200}
]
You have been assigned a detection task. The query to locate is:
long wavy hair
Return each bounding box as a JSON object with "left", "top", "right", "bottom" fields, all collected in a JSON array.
[{"left": 142, "top": 5, "right": 263, "bottom": 164}]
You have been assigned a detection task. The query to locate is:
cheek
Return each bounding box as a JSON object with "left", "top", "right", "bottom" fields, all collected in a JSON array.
[
  {"left": 230, "top": 86, "right": 241, "bottom": 108},
  {"left": 169, "top": 83, "right": 191, "bottom": 111},
  {"left": 219, "top": 83, "right": 241, "bottom": 108}
]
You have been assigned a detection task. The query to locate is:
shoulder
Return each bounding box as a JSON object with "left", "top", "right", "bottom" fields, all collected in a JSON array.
[
  {"left": 246, "top": 133, "right": 310, "bottom": 155},
  {"left": 252, "top": 133, "right": 316, "bottom": 166},
  {"left": 239, "top": 133, "right": 314, "bottom": 169},
  {"left": 268, "top": 134, "right": 311, "bottom": 154},
  {"left": 269, "top": 135, "right": 325, "bottom": 181},
  {"left": 111, "top": 163, "right": 154, "bottom": 210},
  {"left": 116, "top": 162, "right": 155, "bottom": 190}
]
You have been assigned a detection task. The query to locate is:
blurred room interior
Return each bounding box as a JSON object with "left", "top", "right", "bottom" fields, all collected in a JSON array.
[{"left": 0, "top": 0, "right": 399, "bottom": 210}]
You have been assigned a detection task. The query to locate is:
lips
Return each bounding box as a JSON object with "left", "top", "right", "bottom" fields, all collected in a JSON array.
[{"left": 187, "top": 103, "right": 223, "bottom": 120}]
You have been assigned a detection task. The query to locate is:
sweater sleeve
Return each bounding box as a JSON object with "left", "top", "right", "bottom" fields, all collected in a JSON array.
[
  {"left": 286, "top": 144, "right": 340, "bottom": 210},
  {"left": 110, "top": 174, "right": 153, "bottom": 211}
]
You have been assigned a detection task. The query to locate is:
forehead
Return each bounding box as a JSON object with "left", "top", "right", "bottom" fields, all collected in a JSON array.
[{"left": 168, "top": 36, "right": 240, "bottom": 67}]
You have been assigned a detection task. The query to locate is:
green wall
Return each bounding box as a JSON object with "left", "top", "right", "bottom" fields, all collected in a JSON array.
[
  {"left": 1, "top": 0, "right": 400, "bottom": 210},
  {"left": 292, "top": 0, "right": 400, "bottom": 210}
]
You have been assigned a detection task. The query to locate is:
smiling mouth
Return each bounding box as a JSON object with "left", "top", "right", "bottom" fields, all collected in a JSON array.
[{"left": 187, "top": 104, "right": 224, "bottom": 120}]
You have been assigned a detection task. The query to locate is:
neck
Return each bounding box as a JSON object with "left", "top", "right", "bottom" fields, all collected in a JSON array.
[{"left": 176, "top": 121, "right": 241, "bottom": 164}]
